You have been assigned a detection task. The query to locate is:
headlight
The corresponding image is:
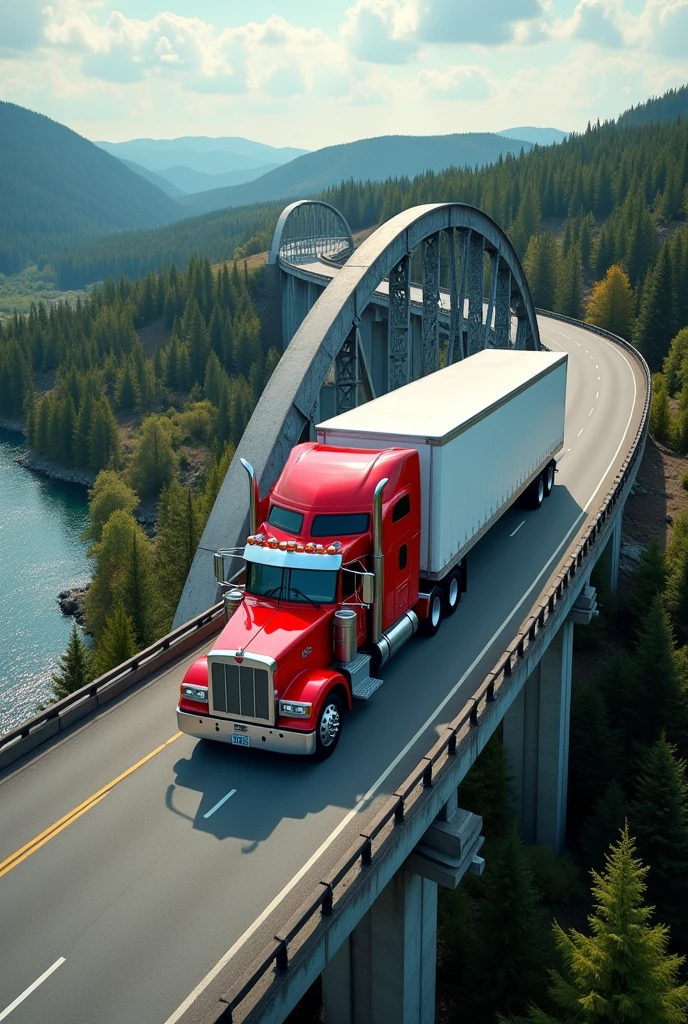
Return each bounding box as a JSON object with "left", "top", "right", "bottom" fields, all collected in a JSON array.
[
  {"left": 279, "top": 700, "right": 312, "bottom": 718},
  {"left": 182, "top": 685, "right": 208, "bottom": 702}
]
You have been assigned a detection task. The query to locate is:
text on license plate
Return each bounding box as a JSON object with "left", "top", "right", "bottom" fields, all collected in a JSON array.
[{"left": 231, "top": 734, "right": 250, "bottom": 747}]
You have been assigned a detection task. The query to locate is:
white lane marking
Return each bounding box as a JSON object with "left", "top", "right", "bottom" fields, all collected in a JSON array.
[
  {"left": 203, "top": 789, "right": 237, "bottom": 819},
  {"left": 596, "top": 363, "right": 599, "bottom": 369},
  {"left": 510, "top": 520, "right": 526, "bottom": 537},
  {"left": 589, "top": 407, "right": 594, "bottom": 417},
  {"left": 577, "top": 428, "right": 585, "bottom": 437},
  {"left": 0, "top": 959, "right": 65, "bottom": 1021},
  {"left": 596, "top": 391, "right": 599, "bottom": 400},
  {"left": 163, "top": 326, "right": 639, "bottom": 1024}
]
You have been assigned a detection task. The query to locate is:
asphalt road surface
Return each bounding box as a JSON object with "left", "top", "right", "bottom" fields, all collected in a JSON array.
[{"left": 0, "top": 315, "right": 645, "bottom": 1024}]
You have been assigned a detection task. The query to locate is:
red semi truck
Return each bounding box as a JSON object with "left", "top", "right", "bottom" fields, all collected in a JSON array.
[{"left": 177, "top": 349, "right": 568, "bottom": 759}]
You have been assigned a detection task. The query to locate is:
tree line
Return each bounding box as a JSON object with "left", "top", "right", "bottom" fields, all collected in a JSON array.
[{"left": 0, "top": 256, "right": 279, "bottom": 477}]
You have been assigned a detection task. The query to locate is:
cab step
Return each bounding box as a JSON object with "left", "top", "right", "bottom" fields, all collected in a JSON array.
[
  {"left": 335, "top": 652, "right": 384, "bottom": 701},
  {"left": 351, "top": 675, "right": 385, "bottom": 700}
]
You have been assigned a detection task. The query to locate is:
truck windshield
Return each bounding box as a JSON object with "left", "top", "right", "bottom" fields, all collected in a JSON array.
[{"left": 247, "top": 563, "right": 338, "bottom": 605}]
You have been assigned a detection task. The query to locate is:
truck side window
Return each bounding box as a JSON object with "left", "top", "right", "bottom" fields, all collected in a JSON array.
[
  {"left": 392, "top": 494, "right": 410, "bottom": 523},
  {"left": 399, "top": 544, "right": 408, "bottom": 570}
]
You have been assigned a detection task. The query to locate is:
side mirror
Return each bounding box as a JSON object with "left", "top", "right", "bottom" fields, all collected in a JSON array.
[
  {"left": 213, "top": 552, "right": 225, "bottom": 586},
  {"left": 360, "top": 572, "right": 375, "bottom": 606}
]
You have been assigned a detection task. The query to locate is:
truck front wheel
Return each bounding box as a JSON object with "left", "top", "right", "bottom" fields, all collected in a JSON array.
[
  {"left": 314, "top": 694, "right": 343, "bottom": 760},
  {"left": 420, "top": 585, "right": 444, "bottom": 637}
]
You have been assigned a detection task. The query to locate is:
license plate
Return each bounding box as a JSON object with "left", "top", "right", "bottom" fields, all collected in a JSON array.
[{"left": 231, "top": 734, "right": 250, "bottom": 747}]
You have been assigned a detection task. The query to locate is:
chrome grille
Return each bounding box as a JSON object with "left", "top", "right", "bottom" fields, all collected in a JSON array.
[{"left": 209, "top": 658, "right": 272, "bottom": 723}]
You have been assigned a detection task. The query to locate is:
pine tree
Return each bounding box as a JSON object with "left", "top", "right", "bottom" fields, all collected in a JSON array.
[
  {"left": 630, "top": 736, "right": 688, "bottom": 941},
  {"left": 471, "top": 825, "right": 549, "bottom": 1022},
  {"left": 586, "top": 265, "right": 635, "bottom": 339},
  {"left": 92, "top": 601, "right": 138, "bottom": 677},
  {"left": 630, "top": 537, "right": 667, "bottom": 624},
  {"left": 523, "top": 233, "right": 559, "bottom": 310},
  {"left": 555, "top": 243, "right": 583, "bottom": 318},
  {"left": 631, "top": 596, "right": 688, "bottom": 757},
  {"left": 510, "top": 825, "right": 688, "bottom": 1024},
  {"left": 88, "top": 398, "right": 120, "bottom": 473},
  {"left": 120, "top": 530, "right": 156, "bottom": 647},
  {"left": 635, "top": 244, "right": 680, "bottom": 372},
  {"left": 568, "top": 685, "right": 623, "bottom": 830},
  {"left": 155, "top": 479, "right": 202, "bottom": 628},
  {"left": 664, "top": 542, "right": 688, "bottom": 645},
  {"left": 650, "top": 374, "right": 672, "bottom": 445},
  {"left": 84, "top": 509, "right": 143, "bottom": 639},
  {"left": 115, "top": 359, "right": 141, "bottom": 410},
  {"left": 663, "top": 328, "right": 688, "bottom": 394},
  {"left": 49, "top": 624, "right": 91, "bottom": 702},
  {"left": 581, "top": 781, "right": 629, "bottom": 871}
]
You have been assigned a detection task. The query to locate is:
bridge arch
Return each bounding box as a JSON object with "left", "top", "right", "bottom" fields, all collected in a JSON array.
[
  {"left": 177, "top": 202, "right": 540, "bottom": 622},
  {"left": 268, "top": 199, "right": 355, "bottom": 266}
]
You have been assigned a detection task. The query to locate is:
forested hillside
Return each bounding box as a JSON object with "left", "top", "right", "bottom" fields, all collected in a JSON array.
[
  {"left": 617, "top": 84, "right": 688, "bottom": 126},
  {"left": 0, "top": 102, "right": 181, "bottom": 276},
  {"left": 177, "top": 132, "right": 534, "bottom": 214}
]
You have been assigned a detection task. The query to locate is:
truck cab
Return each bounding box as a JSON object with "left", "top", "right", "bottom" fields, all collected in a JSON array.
[{"left": 177, "top": 443, "right": 423, "bottom": 759}]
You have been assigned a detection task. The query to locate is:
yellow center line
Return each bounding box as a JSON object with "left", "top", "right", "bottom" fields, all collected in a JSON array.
[{"left": 0, "top": 732, "right": 182, "bottom": 880}]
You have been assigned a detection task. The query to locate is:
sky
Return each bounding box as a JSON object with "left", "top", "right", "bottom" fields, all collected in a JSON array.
[{"left": 0, "top": 0, "right": 687, "bottom": 148}]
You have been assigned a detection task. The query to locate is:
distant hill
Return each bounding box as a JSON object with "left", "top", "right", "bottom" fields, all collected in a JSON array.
[
  {"left": 617, "top": 84, "right": 688, "bottom": 126},
  {"left": 177, "top": 132, "right": 534, "bottom": 214},
  {"left": 121, "top": 159, "right": 184, "bottom": 198},
  {"left": 498, "top": 126, "right": 568, "bottom": 146},
  {"left": 157, "top": 163, "right": 279, "bottom": 195},
  {"left": 0, "top": 102, "right": 182, "bottom": 276},
  {"left": 94, "top": 137, "right": 307, "bottom": 175}
]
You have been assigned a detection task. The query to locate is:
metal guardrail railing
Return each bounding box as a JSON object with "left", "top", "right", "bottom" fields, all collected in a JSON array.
[
  {"left": 198, "top": 314, "right": 651, "bottom": 1024},
  {"left": 0, "top": 603, "right": 225, "bottom": 769}
]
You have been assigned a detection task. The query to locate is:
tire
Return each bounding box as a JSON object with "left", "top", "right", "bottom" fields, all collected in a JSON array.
[
  {"left": 420, "top": 585, "right": 444, "bottom": 637},
  {"left": 543, "top": 460, "right": 555, "bottom": 498},
  {"left": 524, "top": 471, "right": 545, "bottom": 510},
  {"left": 314, "top": 694, "right": 343, "bottom": 760},
  {"left": 443, "top": 567, "right": 462, "bottom": 618}
]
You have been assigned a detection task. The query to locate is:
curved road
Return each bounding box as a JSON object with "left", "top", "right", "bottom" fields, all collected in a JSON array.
[{"left": 0, "top": 316, "right": 644, "bottom": 1024}]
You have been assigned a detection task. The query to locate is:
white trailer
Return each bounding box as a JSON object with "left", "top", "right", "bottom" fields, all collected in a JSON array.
[{"left": 316, "top": 349, "right": 567, "bottom": 580}]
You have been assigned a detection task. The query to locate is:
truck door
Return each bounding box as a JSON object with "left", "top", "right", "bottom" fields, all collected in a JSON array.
[{"left": 391, "top": 492, "right": 413, "bottom": 616}]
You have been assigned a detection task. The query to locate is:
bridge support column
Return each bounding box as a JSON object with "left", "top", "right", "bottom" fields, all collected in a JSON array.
[
  {"left": 503, "top": 620, "right": 574, "bottom": 854},
  {"left": 322, "top": 869, "right": 437, "bottom": 1024},
  {"left": 606, "top": 513, "right": 622, "bottom": 593}
]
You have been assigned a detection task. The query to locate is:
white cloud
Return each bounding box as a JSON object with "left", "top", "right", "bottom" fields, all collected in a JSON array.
[
  {"left": 342, "top": 1, "right": 418, "bottom": 63},
  {"left": 570, "top": 0, "right": 626, "bottom": 46},
  {"left": 417, "top": 65, "right": 494, "bottom": 100},
  {"left": 638, "top": 0, "right": 688, "bottom": 57}
]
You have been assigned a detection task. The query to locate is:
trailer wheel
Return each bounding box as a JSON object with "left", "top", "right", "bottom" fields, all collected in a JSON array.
[
  {"left": 314, "top": 694, "right": 343, "bottom": 760},
  {"left": 544, "top": 460, "right": 555, "bottom": 497},
  {"left": 523, "top": 471, "right": 545, "bottom": 510},
  {"left": 420, "top": 585, "right": 444, "bottom": 637},
  {"left": 443, "top": 568, "right": 462, "bottom": 617}
]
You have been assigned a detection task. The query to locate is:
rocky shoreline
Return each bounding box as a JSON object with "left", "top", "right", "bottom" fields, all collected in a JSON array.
[
  {"left": 0, "top": 416, "right": 25, "bottom": 435},
  {"left": 14, "top": 449, "right": 96, "bottom": 487},
  {"left": 57, "top": 586, "right": 89, "bottom": 629}
]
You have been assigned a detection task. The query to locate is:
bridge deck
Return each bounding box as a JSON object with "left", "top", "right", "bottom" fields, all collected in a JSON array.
[{"left": 0, "top": 315, "right": 645, "bottom": 1024}]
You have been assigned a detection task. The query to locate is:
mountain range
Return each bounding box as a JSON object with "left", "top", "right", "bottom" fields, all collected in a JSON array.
[
  {"left": 96, "top": 137, "right": 307, "bottom": 196},
  {"left": 174, "top": 132, "right": 537, "bottom": 214}
]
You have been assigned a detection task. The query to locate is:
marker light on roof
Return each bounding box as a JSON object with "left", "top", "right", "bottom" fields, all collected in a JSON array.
[
  {"left": 255, "top": 533, "right": 265, "bottom": 545},
  {"left": 268, "top": 537, "right": 279, "bottom": 549},
  {"left": 287, "top": 540, "right": 297, "bottom": 551},
  {"left": 279, "top": 540, "right": 288, "bottom": 551},
  {"left": 247, "top": 535, "right": 256, "bottom": 545},
  {"left": 296, "top": 543, "right": 305, "bottom": 552},
  {"left": 326, "top": 544, "right": 337, "bottom": 555},
  {"left": 305, "top": 543, "right": 315, "bottom": 553},
  {"left": 315, "top": 544, "right": 325, "bottom": 554}
]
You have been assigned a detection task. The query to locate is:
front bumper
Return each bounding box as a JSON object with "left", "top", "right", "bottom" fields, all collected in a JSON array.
[{"left": 176, "top": 708, "right": 316, "bottom": 755}]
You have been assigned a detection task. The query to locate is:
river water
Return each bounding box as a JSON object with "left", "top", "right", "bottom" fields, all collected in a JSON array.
[{"left": 0, "top": 428, "right": 91, "bottom": 733}]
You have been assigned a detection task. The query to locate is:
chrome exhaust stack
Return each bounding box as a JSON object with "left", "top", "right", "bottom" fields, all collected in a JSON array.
[
  {"left": 371, "top": 477, "right": 388, "bottom": 643},
  {"left": 240, "top": 458, "right": 260, "bottom": 536}
]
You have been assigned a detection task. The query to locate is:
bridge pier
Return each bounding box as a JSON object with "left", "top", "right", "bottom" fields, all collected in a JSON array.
[
  {"left": 606, "top": 513, "right": 623, "bottom": 593},
  {"left": 322, "top": 869, "right": 438, "bottom": 1024},
  {"left": 503, "top": 620, "right": 574, "bottom": 854}
]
